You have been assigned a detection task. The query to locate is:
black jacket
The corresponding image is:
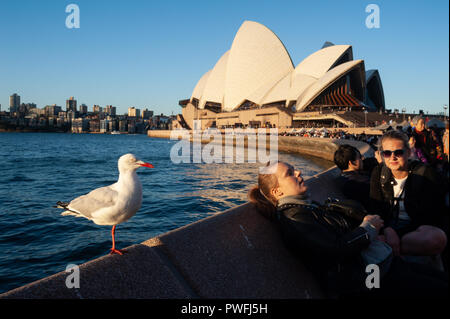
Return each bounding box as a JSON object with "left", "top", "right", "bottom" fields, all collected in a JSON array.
[
  {"left": 369, "top": 160, "right": 447, "bottom": 230},
  {"left": 337, "top": 170, "right": 372, "bottom": 210},
  {"left": 336, "top": 157, "right": 379, "bottom": 210},
  {"left": 276, "top": 201, "right": 371, "bottom": 295}
]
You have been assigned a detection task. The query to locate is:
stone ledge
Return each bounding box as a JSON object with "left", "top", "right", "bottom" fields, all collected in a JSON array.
[{"left": 0, "top": 244, "right": 195, "bottom": 299}]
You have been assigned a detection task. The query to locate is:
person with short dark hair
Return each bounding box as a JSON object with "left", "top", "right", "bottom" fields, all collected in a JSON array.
[{"left": 334, "top": 144, "right": 379, "bottom": 209}]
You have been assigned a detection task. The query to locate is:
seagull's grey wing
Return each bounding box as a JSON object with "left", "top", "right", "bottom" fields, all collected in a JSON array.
[{"left": 68, "top": 186, "right": 118, "bottom": 219}]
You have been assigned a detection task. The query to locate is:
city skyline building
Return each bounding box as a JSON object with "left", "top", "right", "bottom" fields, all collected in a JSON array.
[
  {"left": 105, "top": 105, "right": 116, "bottom": 116},
  {"left": 0, "top": 91, "right": 169, "bottom": 133},
  {"left": 66, "top": 96, "right": 77, "bottom": 112},
  {"left": 128, "top": 107, "right": 140, "bottom": 118},
  {"left": 44, "top": 104, "right": 62, "bottom": 116},
  {"left": 93, "top": 105, "right": 102, "bottom": 113},
  {"left": 9, "top": 93, "right": 20, "bottom": 113},
  {"left": 142, "top": 108, "right": 153, "bottom": 119},
  {"left": 79, "top": 104, "right": 88, "bottom": 115}
]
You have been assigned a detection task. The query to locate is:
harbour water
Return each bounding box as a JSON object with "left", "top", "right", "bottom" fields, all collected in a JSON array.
[{"left": 0, "top": 132, "right": 332, "bottom": 293}]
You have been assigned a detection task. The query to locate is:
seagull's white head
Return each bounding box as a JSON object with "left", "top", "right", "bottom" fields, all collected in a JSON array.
[{"left": 118, "top": 153, "right": 154, "bottom": 173}]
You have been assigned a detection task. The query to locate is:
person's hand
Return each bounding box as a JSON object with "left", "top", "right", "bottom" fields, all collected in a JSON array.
[
  {"left": 374, "top": 150, "right": 383, "bottom": 164},
  {"left": 383, "top": 226, "right": 401, "bottom": 256},
  {"left": 363, "top": 214, "right": 384, "bottom": 232}
]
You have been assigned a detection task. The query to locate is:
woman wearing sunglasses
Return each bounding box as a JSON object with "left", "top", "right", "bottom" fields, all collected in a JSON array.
[{"left": 369, "top": 130, "right": 448, "bottom": 260}]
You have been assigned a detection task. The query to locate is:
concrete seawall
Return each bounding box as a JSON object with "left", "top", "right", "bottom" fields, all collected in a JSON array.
[
  {"left": 148, "top": 130, "right": 374, "bottom": 161},
  {"left": 0, "top": 134, "right": 371, "bottom": 299}
]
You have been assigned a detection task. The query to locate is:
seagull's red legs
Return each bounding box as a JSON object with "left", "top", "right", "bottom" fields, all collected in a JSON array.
[{"left": 109, "top": 225, "right": 125, "bottom": 255}]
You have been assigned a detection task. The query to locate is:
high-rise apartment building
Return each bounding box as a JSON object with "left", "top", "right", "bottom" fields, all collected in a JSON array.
[
  {"left": 93, "top": 105, "right": 102, "bottom": 113},
  {"left": 45, "top": 104, "right": 62, "bottom": 116},
  {"left": 142, "top": 108, "right": 154, "bottom": 119},
  {"left": 66, "top": 96, "right": 77, "bottom": 112},
  {"left": 79, "top": 104, "right": 88, "bottom": 115},
  {"left": 128, "top": 107, "right": 140, "bottom": 118},
  {"left": 105, "top": 105, "right": 116, "bottom": 116},
  {"left": 9, "top": 93, "right": 20, "bottom": 113}
]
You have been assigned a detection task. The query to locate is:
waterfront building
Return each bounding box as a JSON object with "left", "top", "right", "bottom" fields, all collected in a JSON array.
[
  {"left": 119, "top": 119, "right": 128, "bottom": 132},
  {"left": 89, "top": 119, "right": 100, "bottom": 133},
  {"left": 67, "top": 110, "right": 76, "bottom": 122},
  {"left": 29, "top": 107, "right": 46, "bottom": 116},
  {"left": 58, "top": 111, "right": 67, "bottom": 118},
  {"left": 142, "top": 108, "right": 154, "bottom": 119},
  {"left": 108, "top": 119, "right": 118, "bottom": 132},
  {"left": 44, "top": 104, "right": 62, "bottom": 116},
  {"left": 66, "top": 96, "right": 77, "bottom": 112},
  {"left": 136, "top": 121, "right": 147, "bottom": 133},
  {"left": 71, "top": 118, "right": 89, "bottom": 133},
  {"left": 128, "top": 107, "right": 140, "bottom": 118},
  {"left": 48, "top": 117, "right": 56, "bottom": 127},
  {"left": 56, "top": 117, "right": 65, "bottom": 128},
  {"left": 14, "top": 103, "right": 35, "bottom": 116},
  {"left": 100, "top": 119, "right": 109, "bottom": 133},
  {"left": 38, "top": 117, "right": 47, "bottom": 127},
  {"left": 27, "top": 117, "right": 37, "bottom": 127},
  {"left": 105, "top": 105, "right": 116, "bottom": 116},
  {"left": 152, "top": 115, "right": 170, "bottom": 129},
  {"left": 178, "top": 21, "right": 385, "bottom": 130},
  {"left": 128, "top": 119, "right": 136, "bottom": 134},
  {"left": 93, "top": 105, "right": 102, "bottom": 113},
  {"left": 9, "top": 93, "right": 20, "bottom": 113},
  {"left": 79, "top": 104, "right": 88, "bottom": 115}
]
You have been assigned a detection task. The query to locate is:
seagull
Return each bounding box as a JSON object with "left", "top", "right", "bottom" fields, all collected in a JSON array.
[{"left": 56, "top": 153, "right": 154, "bottom": 255}]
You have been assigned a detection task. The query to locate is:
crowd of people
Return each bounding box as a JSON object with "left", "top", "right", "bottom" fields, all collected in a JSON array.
[
  {"left": 247, "top": 116, "right": 449, "bottom": 299},
  {"left": 282, "top": 117, "right": 450, "bottom": 174},
  {"left": 280, "top": 128, "right": 369, "bottom": 139}
]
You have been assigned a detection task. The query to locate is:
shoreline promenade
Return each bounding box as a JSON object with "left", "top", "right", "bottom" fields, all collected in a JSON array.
[{"left": 147, "top": 129, "right": 375, "bottom": 161}]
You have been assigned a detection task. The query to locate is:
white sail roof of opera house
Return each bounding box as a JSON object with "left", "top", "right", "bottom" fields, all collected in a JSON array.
[
  {"left": 199, "top": 51, "right": 229, "bottom": 109},
  {"left": 191, "top": 70, "right": 211, "bottom": 101},
  {"left": 294, "top": 45, "right": 353, "bottom": 79},
  {"left": 223, "top": 21, "right": 294, "bottom": 112},
  {"left": 189, "top": 20, "right": 383, "bottom": 112},
  {"left": 296, "top": 59, "right": 365, "bottom": 111}
]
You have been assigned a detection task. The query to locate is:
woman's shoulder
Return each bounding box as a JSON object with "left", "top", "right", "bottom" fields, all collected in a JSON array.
[
  {"left": 278, "top": 202, "right": 312, "bottom": 212},
  {"left": 277, "top": 203, "right": 319, "bottom": 222}
]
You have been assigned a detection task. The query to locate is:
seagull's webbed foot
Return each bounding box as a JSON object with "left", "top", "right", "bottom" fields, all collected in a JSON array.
[{"left": 109, "top": 248, "right": 126, "bottom": 255}]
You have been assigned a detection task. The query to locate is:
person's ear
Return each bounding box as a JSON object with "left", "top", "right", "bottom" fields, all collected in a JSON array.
[
  {"left": 348, "top": 160, "right": 355, "bottom": 169},
  {"left": 271, "top": 187, "right": 283, "bottom": 199},
  {"left": 374, "top": 150, "right": 382, "bottom": 164}
]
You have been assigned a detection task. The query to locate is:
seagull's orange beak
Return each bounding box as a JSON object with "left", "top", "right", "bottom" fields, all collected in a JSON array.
[{"left": 139, "top": 162, "right": 154, "bottom": 168}]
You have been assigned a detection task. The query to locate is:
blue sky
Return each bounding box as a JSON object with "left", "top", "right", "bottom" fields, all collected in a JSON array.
[{"left": 0, "top": 0, "right": 448, "bottom": 115}]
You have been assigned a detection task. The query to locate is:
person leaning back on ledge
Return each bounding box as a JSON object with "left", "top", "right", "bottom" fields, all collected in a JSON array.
[{"left": 248, "top": 161, "right": 448, "bottom": 298}]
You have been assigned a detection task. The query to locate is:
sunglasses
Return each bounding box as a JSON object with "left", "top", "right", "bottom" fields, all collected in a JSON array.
[{"left": 381, "top": 149, "right": 405, "bottom": 158}]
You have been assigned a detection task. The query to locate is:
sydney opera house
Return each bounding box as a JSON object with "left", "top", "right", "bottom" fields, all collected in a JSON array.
[{"left": 176, "top": 21, "right": 385, "bottom": 130}]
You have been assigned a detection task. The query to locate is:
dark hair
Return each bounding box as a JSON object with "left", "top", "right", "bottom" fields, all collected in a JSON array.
[
  {"left": 248, "top": 162, "right": 279, "bottom": 220},
  {"left": 333, "top": 144, "right": 360, "bottom": 171}
]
